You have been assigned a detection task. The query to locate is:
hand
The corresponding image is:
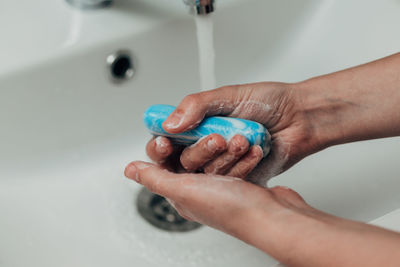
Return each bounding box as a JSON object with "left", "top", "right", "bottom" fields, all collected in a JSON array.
[
  {"left": 124, "top": 160, "right": 309, "bottom": 236},
  {"left": 124, "top": 161, "right": 400, "bottom": 267},
  {"left": 128, "top": 54, "right": 400, "bottom": 266},
  {"left": 146, "top": 82, "right": 321, "bottom": 185}
]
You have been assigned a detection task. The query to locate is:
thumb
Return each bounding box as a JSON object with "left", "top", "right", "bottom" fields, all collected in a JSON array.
[
  {"left": 162, "top": 86, "right": 240, "bottom": 133},
  {"left": 124, "top": 161, "right": 178, "bottom": 198}
]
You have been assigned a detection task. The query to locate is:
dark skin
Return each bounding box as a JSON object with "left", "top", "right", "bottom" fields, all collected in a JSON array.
[{"left": 125, "top": 53, "right": 400, "bottom": 266}]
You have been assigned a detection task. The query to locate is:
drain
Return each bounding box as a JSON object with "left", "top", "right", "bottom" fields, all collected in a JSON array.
[
  {"left": 136, "top": 187, "right": 202, "bottom": 232},
  {"left": 106, "top": 50, "right": 134, "bottom": 83}
]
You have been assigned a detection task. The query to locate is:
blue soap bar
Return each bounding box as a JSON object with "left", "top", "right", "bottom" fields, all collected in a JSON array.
[{"left": 143, "top": 104, "right": 271, "bottom": 156}]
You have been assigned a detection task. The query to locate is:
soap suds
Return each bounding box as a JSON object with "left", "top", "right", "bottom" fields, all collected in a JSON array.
[
  {"left": 207, "top": 138, "right": 218, "bottom": 151},
  {"left": 154, "top": 136, "right": 164, "bottom": 146},
  {"left": 206, "top": 99, "right": 273, "bottom": 118},
  {"left": 262, "top": 130, "right": 272, "bottom": 157},
  {"left": 164, "top": 121, "right": 183, "bottom": 130},
  {"left": 248, "top": 136, "right": 290, "bottom": 187},
  {"left": 134, "top": 161, "right": 151, "bottom": 170},
  {"left": 210, "top": 176, "right": 242, "bottom": 183},
  {"left": 155, "top": 136, "right": 168, "bottom": 154},
  {"left": 188, "top": 135, "right": 208, "bottom": 149},
  {"left": 230, "top": 100, "right": 272, "bottom": 118},
  {"left": 207, "top": 100, "right": 236, "bottom": 114}
]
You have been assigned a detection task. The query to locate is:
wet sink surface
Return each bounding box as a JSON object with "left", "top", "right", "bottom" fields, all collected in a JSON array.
[
  {"left": 1, "top": 0, "right": 400, "bottom": 266},
  {"left": 0, "top": 152, "right": 272, "bottom": 266}
]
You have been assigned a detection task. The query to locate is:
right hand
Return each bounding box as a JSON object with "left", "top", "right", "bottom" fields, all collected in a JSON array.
[{"left": 146, "top": 82, "right": 321, "bottom": 185}]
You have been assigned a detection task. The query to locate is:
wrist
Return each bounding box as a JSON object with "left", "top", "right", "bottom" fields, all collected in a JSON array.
[
  {"left": 293, "top": 79, "right": 349, "bottom": 151},
  {"left": 255, "top": 204, "right": 400, "bottom": 267},
  {"left": 294, "top": 53, "right": 400, "bottom": 147},
  {"left": 247, "top": 203, "right": 325, "bottom": 264},
  {"left": 249, "top": 201, "right": 353, "bottom": 266}
]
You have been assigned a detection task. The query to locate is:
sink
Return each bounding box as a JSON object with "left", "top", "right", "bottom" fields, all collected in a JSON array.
[{"left": 1, "top": 0, "right": 400, "bottom": 266}]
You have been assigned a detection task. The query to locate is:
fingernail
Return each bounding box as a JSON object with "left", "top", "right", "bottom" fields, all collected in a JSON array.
[
  {"left": 125, "top": 163, "right": 139, "bottom": 182},
  {"left": 155, "top": 136, "right": 168, "bottom": 154},
  {"left": 232, "top": 140, "right": 245, "bottom": 153},
  {"left": 156, "top": 145, "right": 167, "bottom": 154},
  {"left": 253, "top": 145, "right": 263, "bottom": 158},
  {"left": 165, "top": 111, "right": 183, "bottom": 129},
  {"left": 275, "top": 185, "right": 291, "bottom": 190},
  {"left": 207, "top": 138, "right": 218, "bottom": 151}
]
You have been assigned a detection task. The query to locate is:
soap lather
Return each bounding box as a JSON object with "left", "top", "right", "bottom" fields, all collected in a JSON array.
[{"left": 143, "top": 104, "right": 272, "bottom": 156}]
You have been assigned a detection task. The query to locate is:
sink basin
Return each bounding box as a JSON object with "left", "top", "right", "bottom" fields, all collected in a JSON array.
[{"left": 1, "top": 0, "right": 400, "bottom": 266}]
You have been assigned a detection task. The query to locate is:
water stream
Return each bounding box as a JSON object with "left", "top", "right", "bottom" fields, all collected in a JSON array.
[{"left": 195, "top": 15, "right": 216, "bottom": 91}]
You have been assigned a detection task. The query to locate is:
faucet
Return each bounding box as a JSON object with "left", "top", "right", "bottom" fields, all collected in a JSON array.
[
  {"left": 183, "top": 0, "right": 215, "bottom": 15},
  {"left": 65, "top": 0, "right": 112, "bottom": 9},
  {"left": 66, "top": 0, "right": 215, "bottom": 14}
]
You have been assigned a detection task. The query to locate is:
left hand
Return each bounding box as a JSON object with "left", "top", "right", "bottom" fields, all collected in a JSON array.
[
  {"left": 124, "top": 160, "right": 308, "bottom": 240},
  {"left": 124, "top": 161, "right": 400, "bottom": 267}
]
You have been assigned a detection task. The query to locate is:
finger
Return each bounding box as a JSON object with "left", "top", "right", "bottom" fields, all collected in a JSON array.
[
  {"left": 180, "top": 134, "right": 227, "bottom": 172},
  {"left": 162, "top": 86, "right": 240, "bottom": 133},
  {"left": 203, "top": 135, "right": 249, "bottom": 174},
  {"left": 225, "top": 145, "right": 263, "bottom": 179},
  {"left": 146, "top": 136, "right": 174, "bottom": 163},
  {"left": 247, "top": 136, "right": 291, "bottom": 187},
  {"left": 124, "top": 161, "right": 179, "bottom": 198},
  {"left": 160, "top": 144, "right": 187, "bottom": 173},
  {"left": 147, "top": 137, "right": 186, "bottom": 173}
]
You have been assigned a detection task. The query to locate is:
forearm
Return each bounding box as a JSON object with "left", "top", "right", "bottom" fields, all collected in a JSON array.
[
  {"left": 249, "top": 209, "right": 400, "bottom": 267},
  {"left": 297, "top": 52, "right": 400, "bottom": 148}
]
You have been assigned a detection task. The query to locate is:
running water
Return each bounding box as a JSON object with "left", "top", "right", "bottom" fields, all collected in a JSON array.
[
  {"left": 195, "top": 15, "right": 216, "bottom": 91},
  {"left": 63, "top": 10, "right": 83, "bottom": 47}
]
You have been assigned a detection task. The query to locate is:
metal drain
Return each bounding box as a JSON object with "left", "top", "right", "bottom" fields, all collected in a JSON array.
[
  {"left": 136, "top": 187, "right": 202, "bottom": 232},
  {"left": 106, "top": 50, "right": 134, "bottom": 83}
]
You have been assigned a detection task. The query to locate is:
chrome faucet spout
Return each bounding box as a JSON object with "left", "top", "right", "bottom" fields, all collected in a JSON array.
[
  {"left": 66, "top": 0, "right": 112, "bottom": 9},
  {"left": 65, "top": 0, "right": 216, "bottom": 14},
  {"left": 183, "top": 0, "right": 215, "bottom": 15}
]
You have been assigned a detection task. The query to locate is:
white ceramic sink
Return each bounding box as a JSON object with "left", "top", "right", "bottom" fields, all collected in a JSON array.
[{"left": 1, "top": 0, "right": 400, "bottom": 266}]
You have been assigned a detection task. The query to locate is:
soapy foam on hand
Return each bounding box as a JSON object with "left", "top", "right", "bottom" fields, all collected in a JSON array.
[
  {"left": 248, "top": 136, "right": 290, "bottom": 186},
  {"left": 231, "top": 100, "right": 273, "bottom": 118}
]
